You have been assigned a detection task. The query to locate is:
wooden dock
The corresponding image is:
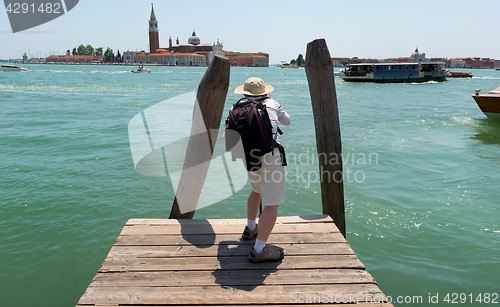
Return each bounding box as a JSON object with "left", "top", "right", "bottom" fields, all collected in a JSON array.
[{"left": 77, "top": 215, "right": 393, "bottom": 306}]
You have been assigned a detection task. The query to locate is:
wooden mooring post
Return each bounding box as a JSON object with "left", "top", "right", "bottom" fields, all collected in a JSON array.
[
  {"left": 305, "top": 39, "right": 346, "bottom": 237},
  {"left": 169, "top": 55, "right": 230, "bottom": 219}
]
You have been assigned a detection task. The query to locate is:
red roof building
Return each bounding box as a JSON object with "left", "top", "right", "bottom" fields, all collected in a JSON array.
[{"left": 45, "top": 55, "right": 104, "bottom": 64}]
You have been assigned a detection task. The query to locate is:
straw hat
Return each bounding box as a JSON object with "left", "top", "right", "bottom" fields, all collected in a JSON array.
[{"left": 234, "top": 77, "right": 274, "bottom": 96}]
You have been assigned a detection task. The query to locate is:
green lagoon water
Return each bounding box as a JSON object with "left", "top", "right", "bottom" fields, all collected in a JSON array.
[{"left": 1, "top": 64, "right": 499, "bottom": 306}]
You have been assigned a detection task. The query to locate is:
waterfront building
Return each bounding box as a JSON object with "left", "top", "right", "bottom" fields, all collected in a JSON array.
[
  {"left": 445, "top": 57, "right": 496, "bottom": 69},
  {"left": 449, "top": 59, "right": 466, "bottom": 68},
  {"left": 45, "top": 4, "right": 268, "bottom": 66},
  {"left": 463, "top": 57, "right": 495, "bottom": 69},
  {"left": 127, "top": 51, "right": 206, "bottom": 66},
  {"left": 46, "top": 55, "right": 104, "bottom": 64},
  {"left": 207, "top": 40, "right": 225, "bottom": 65},
  {"left": 123, "top": 4, "right": 269, "bottom": 67},
  {"left": 223, "top": 51, "right": 269, "bottom": 67},
  {"left": 411, "top": 47, "right": 427, "bottom": 62},
  {"left": 122, "top": 51, "right": 137, "bottom": 65},
  {"left": 384, "top": 57, "right": 414, "bottom": 63}
]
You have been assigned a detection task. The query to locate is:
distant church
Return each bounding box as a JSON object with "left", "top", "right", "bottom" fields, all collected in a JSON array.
[
  {"left": 123, "top": 4, "right": 269, "bottom": 67},
  {"left": 411, "top": 47, "right": 427, "bottom": 62}
]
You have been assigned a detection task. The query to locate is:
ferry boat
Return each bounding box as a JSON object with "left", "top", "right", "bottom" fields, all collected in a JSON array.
[
  {"left": 471, "top": 88, "right": 500, "bottom": 118},
  {"left": 0, "top": 64, "right": 29, "bottom": 71},
  {"left": 341, "top": 62, "right": 447, "bottom": 83}
]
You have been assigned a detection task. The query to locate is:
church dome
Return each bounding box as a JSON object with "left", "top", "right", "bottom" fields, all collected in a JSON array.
[{"left": 188, "top": 31, "right": 200, "bottom": 45}]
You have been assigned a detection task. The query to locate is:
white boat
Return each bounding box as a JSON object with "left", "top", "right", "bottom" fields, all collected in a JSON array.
[
  {"left": 131, "top": 67, "right": 151, "bottom": 73},
  {"left": 0, "top": 64, "right": 29, "bottom": 71}
]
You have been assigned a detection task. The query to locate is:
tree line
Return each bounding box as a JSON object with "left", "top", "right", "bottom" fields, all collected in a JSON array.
[
  {"left": 290, "top": 54, "right": 304, "bottom": 66},
  {"left": 289, "top": 54, "right": 351, "bottom": 66},
  {"left": 66, "top": 44, "right": 122, "bottom": 63}
]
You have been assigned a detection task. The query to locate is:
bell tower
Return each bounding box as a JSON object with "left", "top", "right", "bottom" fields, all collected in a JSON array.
[{"left": 148, "top": 3, "right": 159, "bottom": 53}]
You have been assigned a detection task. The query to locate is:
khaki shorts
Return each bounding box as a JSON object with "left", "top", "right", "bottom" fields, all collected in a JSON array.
[{"left": 248, "top": 148, "right": 286, "bottom": 206}]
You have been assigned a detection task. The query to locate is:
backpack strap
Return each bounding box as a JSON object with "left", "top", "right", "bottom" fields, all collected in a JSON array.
[{"left": 277, "top": 144, "right": 287, "bottom": 167}]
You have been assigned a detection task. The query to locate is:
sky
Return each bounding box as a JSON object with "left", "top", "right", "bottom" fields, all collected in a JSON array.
[{"left": 1, "top": 0, "right": 500, "bottom": 64}]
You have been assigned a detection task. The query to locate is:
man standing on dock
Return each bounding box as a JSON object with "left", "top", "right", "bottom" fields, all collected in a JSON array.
[{"left": 234, "top": 77, "right": 291, "bottom": 262}]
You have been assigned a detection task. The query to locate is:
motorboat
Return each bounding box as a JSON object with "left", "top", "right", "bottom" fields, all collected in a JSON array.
[
  {"left": 279, "top": 61, "right": 299, "bottom": 69},
  {"left": 471, "top": 87, "right": 500, "bottom": 118},
  {"left": 131, "top": 67, "right": 151, "bottom": 73},
  {"left": 0, "top": 64, "right": 29, "bottom": 71},
  {"left": 446, "top": 70, "right": 472, "bottom": 78}
]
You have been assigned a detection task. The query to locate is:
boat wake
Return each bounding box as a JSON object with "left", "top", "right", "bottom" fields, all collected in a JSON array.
[
  {"left": 474, "top": 76, "right": 500, "bottom": 80},
  {"left": 410, "top": 80, "right": 439, "bottom": 85}
]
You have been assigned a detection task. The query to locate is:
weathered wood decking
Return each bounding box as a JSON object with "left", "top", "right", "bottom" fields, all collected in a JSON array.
[{"left": 77, "top": 215, "right": 393, "bottom": 306}]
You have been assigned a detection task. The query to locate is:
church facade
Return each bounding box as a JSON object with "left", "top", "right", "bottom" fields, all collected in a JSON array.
[{"left": 123, "top": 4, "right": 268, "bottom": 67}]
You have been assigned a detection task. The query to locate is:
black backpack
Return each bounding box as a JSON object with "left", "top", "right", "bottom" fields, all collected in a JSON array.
[{"left": 225, "top": 97, "right": 285, "bottom": 172}]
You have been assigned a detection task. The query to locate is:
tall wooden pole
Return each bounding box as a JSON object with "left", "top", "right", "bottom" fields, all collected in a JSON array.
[
  {"left": 169, "top": 55, "right": 230, "bottom": 219},
  {"left": 304, "top": 39, "right": 346, "bottom": 237}
]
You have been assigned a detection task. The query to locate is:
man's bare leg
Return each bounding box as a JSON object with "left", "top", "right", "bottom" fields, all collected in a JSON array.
[
  {"left": 247, "top": 191, "right": 260, "bottom": 221},
  {"left": 256, "top": 205, "right": 278, "bottom": 242}
]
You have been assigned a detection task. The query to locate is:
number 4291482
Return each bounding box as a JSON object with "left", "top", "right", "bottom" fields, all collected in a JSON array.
[
  {"left": 5, "top": 3, "right": 62, "bottom": 14},
  {"left": 443, "top": 293, "right": 498, "bottom": 304}
]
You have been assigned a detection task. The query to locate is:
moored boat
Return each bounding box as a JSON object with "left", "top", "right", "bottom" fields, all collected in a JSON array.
[
  {"left": 341, "top": 62, "right": 447, "bottom": 83},
  {"left": 471, "top": 87, "right": 500, "bottom": 118},
  {"left": 0, "top": 64, "right": 29, "bottom": 71}
]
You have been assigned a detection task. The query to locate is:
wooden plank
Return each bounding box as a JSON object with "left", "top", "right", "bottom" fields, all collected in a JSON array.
[
  {"left": 275, "top": 214, "right": 333, "bottom": 224},
  {"left": 126, "top": 215, "right": 333, "bottom": 226},
  {"left": 127, "top": 218, "right": 246, "bottom": 226},
  {"left": 78, "top": 284, "right": 387, "bottom": 305},
  {"left": 119, "top": 223, "right": 339, "bottom": 236},
  {"left": 106, "top": 242, "right": 355, "bottom": 259},
  {"left": 78, "top": 303, "right": 394, "bottom": 307},
  {"left": 115, "top": 232, "right": 347, "bottom": 246},
  {"left": 90, "top": 269, "right": 375, "bottom": 287},
  {"left": 99, "top": 254, "right": 365, "bottom": 272}
]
